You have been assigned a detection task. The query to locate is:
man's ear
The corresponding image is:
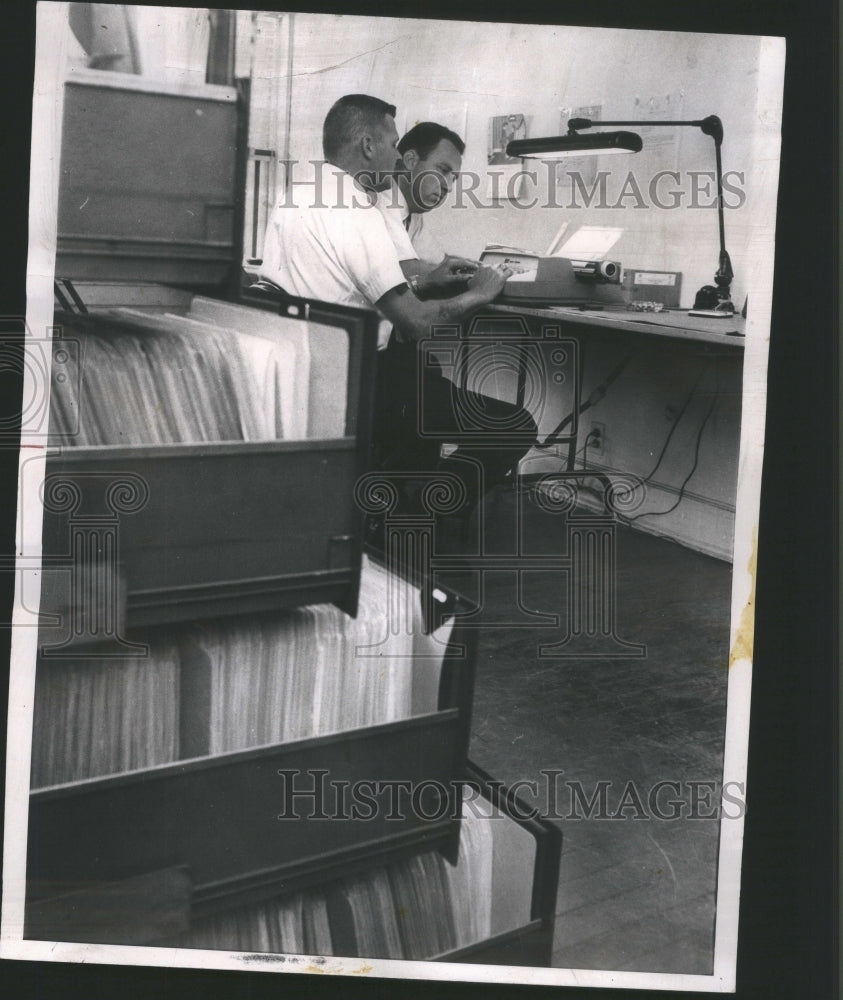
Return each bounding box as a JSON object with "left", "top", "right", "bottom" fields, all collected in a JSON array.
[
  {"left": 401, "top": 149, "right": 420, "bottom": 171},
  {"left": 360, "top": 133, "right": 375, "bottom": 161}
]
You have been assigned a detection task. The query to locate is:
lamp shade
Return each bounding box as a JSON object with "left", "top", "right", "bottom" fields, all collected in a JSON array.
[{"left": 506, "top": 130, "right": 643, "bottom": 158}]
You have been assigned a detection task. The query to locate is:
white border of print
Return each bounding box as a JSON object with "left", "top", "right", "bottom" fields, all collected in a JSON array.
[{"left": 1, "top": 4, "right": 784, "bottom": 994}]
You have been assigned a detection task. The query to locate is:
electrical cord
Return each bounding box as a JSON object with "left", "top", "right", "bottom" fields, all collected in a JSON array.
[
  {"left": 532, "top": 354, "right": 633, "bottom": 448},
  {"left": 530, "top": 359, "right": 716, "bottom": 518},
  {"left": 577, "top": 368, "right": 706, "bottom": 512},
  {"left": 639, "top": 363, "right": 709, "bottom": 484},
  {"left": 622, "top": 363, "right": 720, "bottom": 521}
]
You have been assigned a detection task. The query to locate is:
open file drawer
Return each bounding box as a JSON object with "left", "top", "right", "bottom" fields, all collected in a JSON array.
[
  {"left": 43, "top": 71, "right": 380, "bottom": 631},
  {"left": 26, "top": 566, "right": 479, "bottom": 943},
  {"left": 39, "top": 288, "right": 378, "bottom": 636},
  {"left": 27, "top": 759, "right": 560, "bottom": 968},
  {"left": 160, "top": 761, "right": 561, "bottom": 966},
  {"left": 26, "top": 557, "right": 559, "bottom": 967}
]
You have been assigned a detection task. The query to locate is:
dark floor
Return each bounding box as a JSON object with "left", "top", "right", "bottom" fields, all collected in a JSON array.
[{"left": 437, "top": 484, "right": 730, "bottom": 975}]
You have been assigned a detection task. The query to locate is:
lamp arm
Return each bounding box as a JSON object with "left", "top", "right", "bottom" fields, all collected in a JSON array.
[
  {"left": 568, "top": 116, "right": 722, "bottom": 138},
  {"left": 569, "top": 114, "right": 734, "bottom": 311},
  {"left": 713, "top": 123, "right": 733, "bottom": 286},
  {"left": 712, "top": 138, "right": 728, "bottom": 259}
]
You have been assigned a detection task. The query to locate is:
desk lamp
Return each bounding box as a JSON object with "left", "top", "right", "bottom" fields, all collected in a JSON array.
[{"left": 507, "top": 115, "right": 735, "bottom": 316}]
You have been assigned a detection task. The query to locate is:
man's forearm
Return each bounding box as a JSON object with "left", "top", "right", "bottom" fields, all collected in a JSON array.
[
  {"left": 377, "top": 270, "right": 508, "bottom": 343},
  {"left": 406, "top": 288, "right": 489, "bottom": 340}
]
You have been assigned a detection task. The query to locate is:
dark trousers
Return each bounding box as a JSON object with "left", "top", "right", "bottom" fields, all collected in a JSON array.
[{"left": 374, "top": 339, "right": 537, "bottom": 519}]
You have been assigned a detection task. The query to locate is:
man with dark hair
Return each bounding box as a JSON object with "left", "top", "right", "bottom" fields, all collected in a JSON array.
[
  {"left": 399, "top": 121, "right": 465, "bottom": 157},
  {"left": 259, "top": 95, "right": 536, "bottom": 534},
  {"left": 395, "top": 121, "right": 464, "bottom": 261},
  {"left": 397, "top": 121, "right": 465, "bottom": 224},
  {"left": 377, "top": 121, "right": 471, "bottom": 282},
  {"left": 261, "top": 95, "right": 490, "bottom": 343}
]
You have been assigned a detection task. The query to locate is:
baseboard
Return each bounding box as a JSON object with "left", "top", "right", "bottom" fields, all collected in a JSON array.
[{"left": 521, "top": 458, "right": 735, "bottom": 563}]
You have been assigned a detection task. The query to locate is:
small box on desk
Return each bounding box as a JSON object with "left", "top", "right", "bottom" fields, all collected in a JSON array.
[{"left": 624, "top": 268, "right": 683, "bottom": 308}]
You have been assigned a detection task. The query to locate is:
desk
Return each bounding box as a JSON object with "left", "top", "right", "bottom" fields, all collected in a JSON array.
[
  {"left": 490, "top": 303, "right": 745, "bottom": 348},
  {"left": 458, "top": 304, "right": 745, "bottom": 559}
]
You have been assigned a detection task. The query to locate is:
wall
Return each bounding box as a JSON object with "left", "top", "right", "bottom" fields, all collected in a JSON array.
[{"left": 519, "top": 334, "right": 744, "bottom": 562}]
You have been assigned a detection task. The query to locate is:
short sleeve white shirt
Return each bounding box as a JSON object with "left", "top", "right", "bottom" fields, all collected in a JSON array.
[
  {"left": 375, "top": 181, "right": 447, "bottom": 265},
  {"left": 259, "top": 166, "right": 408, "bottom": 349},
  {"left": 374, "top": 183, "right": 419, "bottom": 262}
]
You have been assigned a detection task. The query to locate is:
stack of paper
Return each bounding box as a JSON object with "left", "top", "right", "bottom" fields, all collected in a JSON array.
[
  {"left": 177, "top": 889, "right": 332, "bottom": 956},
  {"left": 47, "top": 309, "right": 305, "bottom": 445},
  {"left": 30, "top": 560, "right": 430, "bottom": 784},
  {"left": 170, "top": 796, "right": 499, "bottom": 959},
  {"left": 188, "top": 297, "right": 312, "bottom": 441},
  {"left": 336, "top": 869, "right": 404, "bottom": 959},
  {"left": 30, "top": 642, "right": 180, "bottom": 788},
  {"left": 442, "top": 800, "right": 494, "bottom": 948},
  {"left": 193, "top": 563, "right": 420, "bottom": 754}
]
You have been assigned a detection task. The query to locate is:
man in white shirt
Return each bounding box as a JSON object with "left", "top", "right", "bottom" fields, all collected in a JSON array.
[
  {"left": 260, "top": 96, "right": 496, "bottom": 345},
  {"left": 259, "top": 94, "right": 536, "bottom": 531}
]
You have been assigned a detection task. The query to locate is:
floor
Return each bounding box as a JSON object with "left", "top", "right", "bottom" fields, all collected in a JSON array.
[{"left": 438, "top": 483, "right": 730, "bottom": 975}]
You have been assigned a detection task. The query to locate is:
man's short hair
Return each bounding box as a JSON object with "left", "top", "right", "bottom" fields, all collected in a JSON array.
[
  {"left": 397, "top": 122, "right": 466, "bottom": 159},
  {"left": 323, "top": 94, "right": 397, "bottom": 161}
]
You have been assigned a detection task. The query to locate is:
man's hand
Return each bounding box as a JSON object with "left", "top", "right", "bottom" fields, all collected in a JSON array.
[
  {"left": 466, "top": 263, "right": 513, "bottom": 302},
  {"left": 416, "top": 255, "right": 482, "bottom": 296}
]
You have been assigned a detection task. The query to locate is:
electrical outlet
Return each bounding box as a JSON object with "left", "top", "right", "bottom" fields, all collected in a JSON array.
[{"left": 588, "top": 422, "right": 605, "bottom": 454}]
